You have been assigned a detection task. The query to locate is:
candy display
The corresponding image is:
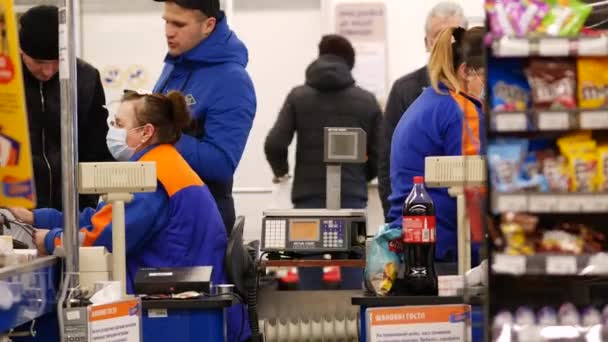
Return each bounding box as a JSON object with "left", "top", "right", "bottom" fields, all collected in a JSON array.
[
  {"left": 488, "top": 132, "right": 608, "bottom": 194},
  {"left": 525, "top": 58, "right": 577, "bottom": 110},
  {"left": 498, "top": 213, "right": 606, "bottom": 255},
  {"left": 487, "top": 0, "right": 592, "bottom": 39},
  {"left": 493, "top": 303, "right": 607, "bottom": 342},
  {"left": 578, "top": 57, "right": 608, "bottom": 109},
  {"left": 490, "top": 57, "right": 608, "bottom": 113}
]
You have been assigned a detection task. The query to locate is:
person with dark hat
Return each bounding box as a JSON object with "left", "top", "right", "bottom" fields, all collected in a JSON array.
[
  {"left": 19, "top": 5, "right": 112, "bottom": 210},
  {"left": 152, "top": 0, "right": 256, "bottom": 238},
  {"left": 264, "top": 34, "right": 381, "bottom": 290}
]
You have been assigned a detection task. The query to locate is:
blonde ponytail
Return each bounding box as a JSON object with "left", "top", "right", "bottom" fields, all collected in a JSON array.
[{"left": 429, "top": 27, "right": 461, "bottom": 94}]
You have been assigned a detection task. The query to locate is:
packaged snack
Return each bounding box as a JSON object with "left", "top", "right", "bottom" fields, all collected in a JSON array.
[
  {"left": 539, "top": 229, "right": 584, "bottom": 254},
  {"left": 526, "top": 59, "right": 577, "bottom": 110},
  {"left": 365, "top": 226, "right": 403, "bottom": 296},
  {"left": 555, "top": 223, "right": 605, "bottom": 253},
  {"left": 558, "top": 303, "right": 581, "bottom": 326},
  {"left": 515, "top": 307, "right": 536, "bottom": 325},
  {"left": 597, "top": 146, "right": 608, "bottom": 191},
  {"left": 490, "top": 58, "right": 531, "bottom": 112},
  {"left": 568, "top": 152, "right": 598, "bottom": 192},
  {"left": 486, "top": 0, "right": 550, "bottom": 39},
  {"left": 511, "top": 0, "right": 550, "bottom": 36},
  {"left": 486, "top": 0, "right": 517, "bottom": 40},
  {"left": 538, "top": 306, "right": 558, "bottom": 326},
  {"left": 558, "top": 135, "right": 598, "bottom": 192},
  {"left": 493, "top": 310, "right": 514, "bottom": 328},
  {"left": 578, "top": 57, "right": 608, "bottom": 109},
  {"left": 500, "top": 213, "right": 538, "bottom": 255},
  {"left": 557, "top": 131, "right": 593, "bottom": 153},
  {"left": 582, "top": 307, "right": 601, "bottom": 327},
  {"left": 518, "top": 153, "right": 549, "bottom": 191},
  {"left": 539, "top": 0, "right": 592, "bottom": 37},
  {"left": 488, "top": 140, "right": 528, "bottom": 193},
  {"left": 541, "top": 155, "right": 570, "bottom": 192}
]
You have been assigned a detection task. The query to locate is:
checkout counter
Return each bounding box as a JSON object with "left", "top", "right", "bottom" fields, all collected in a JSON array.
[{"left": 256, "top": 129, "right": 487, "bottom": 341}]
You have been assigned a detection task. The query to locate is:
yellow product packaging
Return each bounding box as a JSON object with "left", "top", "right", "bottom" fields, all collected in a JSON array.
[
  {"left": 578, "top": 57, "right": 608, "bottom": 109},
  {"left": 557, "top": 131, "right": 593, "bottom": 154},
  {"left": 558, "top": 139, "right": 597, "bottom": 192},
  {"left": 566, "top": 151, "right": 598, "bottom": 192},
  {"left": 597, "top": 146, "right": 608, "bottom": 191}
]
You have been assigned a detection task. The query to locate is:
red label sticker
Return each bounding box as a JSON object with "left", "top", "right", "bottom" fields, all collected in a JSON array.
[
  {"left": 0, "top": 55, "right": 15, "bottom": 83},
  {"left": 403, "top": 216, "right": 436, "bottom": 244}
]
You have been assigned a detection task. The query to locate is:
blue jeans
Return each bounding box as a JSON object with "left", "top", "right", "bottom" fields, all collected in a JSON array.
[{"left": 293, "top": 197, "right": 366, "bottom": 290}]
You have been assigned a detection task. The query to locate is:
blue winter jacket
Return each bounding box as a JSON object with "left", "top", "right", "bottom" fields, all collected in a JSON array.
[
  {"left": 387, "top": 83, "right": 484, "bottom": 262},
  {"left": 153, "top": 12, "right": 256, "bottom": 232},
  {"left": 33, "top": 144, "right": 249, "bottom": 341}
]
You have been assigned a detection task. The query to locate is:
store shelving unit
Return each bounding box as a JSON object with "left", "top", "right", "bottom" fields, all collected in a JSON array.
[{"left": 485, "top": 3, "right": 608, "bottom": 341}]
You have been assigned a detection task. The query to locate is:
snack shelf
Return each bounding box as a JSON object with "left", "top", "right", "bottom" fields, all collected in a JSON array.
[
  {"left": 492, "top": 253, "right": 608, "bottom": 276},
  {"left": 492, "top": 192, "right": 608, "bottom": 214},
  {"left": 492, "top": 35, "right": 608, "bottom": 57},
  {"left": 492, "top": 109, "right": 608, "bottom": 133}
]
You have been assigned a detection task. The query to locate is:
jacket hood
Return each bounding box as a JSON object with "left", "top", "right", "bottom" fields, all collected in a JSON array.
[
  {"left": 165, "top": 12, "right": 248, "bottom": 67},
  {"left": 305, "top": 54, "right": 355, "bottom": 91}
]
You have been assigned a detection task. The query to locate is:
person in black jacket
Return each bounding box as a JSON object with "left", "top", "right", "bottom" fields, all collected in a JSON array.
[
  {"left": 265, "top": 34, "right": 381, "bottom": 210},
  {"left": 378, "top": 2, "right": 468, "bottom": 220},
  {"left": 265, "top": 35, "right": 381, "bottom": 290},
  {"left": 19, "top": 5, "right": 112, "bottom": 210}
]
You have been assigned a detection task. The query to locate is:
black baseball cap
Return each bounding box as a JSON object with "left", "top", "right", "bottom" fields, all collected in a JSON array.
[{"left": 153, "top": 0, "right": 220, "bottom": 19}]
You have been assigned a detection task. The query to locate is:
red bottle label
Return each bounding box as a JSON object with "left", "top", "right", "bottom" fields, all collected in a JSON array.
[{"left": 403, "top": 215, "right": 436, "bottom": 243}]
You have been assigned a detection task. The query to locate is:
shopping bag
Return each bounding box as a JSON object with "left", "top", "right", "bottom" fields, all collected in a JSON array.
[{"left": 364, "top": 224, "right": 403, "bottom": 296}]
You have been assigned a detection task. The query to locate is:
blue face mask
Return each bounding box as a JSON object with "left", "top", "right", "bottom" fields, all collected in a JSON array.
[{"left": 106, "top": 126, "right": 145, "bottom": 161}]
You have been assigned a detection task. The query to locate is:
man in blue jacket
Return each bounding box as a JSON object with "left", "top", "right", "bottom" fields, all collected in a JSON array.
[{"left": 152, "top": 0, "right": 257, "bottom": 233}]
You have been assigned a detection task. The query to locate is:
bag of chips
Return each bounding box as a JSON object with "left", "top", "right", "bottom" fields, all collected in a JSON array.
[
  {"left": 488, "top": 140, "right": 529, "bottom": 193},
  {"left": 578, "top": 57, "right": 608, "bottom": 109}
]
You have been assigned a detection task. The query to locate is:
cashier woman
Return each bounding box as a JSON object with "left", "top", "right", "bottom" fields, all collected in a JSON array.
[
  {"left": 8, "top": 90, "right": 249, "bottom": 341},
  {"left": 387, "top": 26, "right": 485, "bottom": 264}
]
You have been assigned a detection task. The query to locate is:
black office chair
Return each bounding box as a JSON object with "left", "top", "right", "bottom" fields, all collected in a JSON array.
[{"left": 225, "top": 216, "right": 263, "bottom": 342}]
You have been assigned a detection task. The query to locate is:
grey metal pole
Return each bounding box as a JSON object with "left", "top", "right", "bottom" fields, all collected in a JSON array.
[
  {"left": 326, "top": 164, "right": 341, "bottom": 210},
  {"left": 58, "top": 0, "right": 79, "bottom": 288}
]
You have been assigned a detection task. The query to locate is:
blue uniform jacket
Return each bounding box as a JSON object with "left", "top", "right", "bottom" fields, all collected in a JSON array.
[
  {"left": 33, "top": 144, "right": 249, "bottom": 341},
  {"left": 387, "top": 83, "right": 484, "bottom": 262},
  {"left": 153, "top": 12, "right": 256, "bottom": 232}
]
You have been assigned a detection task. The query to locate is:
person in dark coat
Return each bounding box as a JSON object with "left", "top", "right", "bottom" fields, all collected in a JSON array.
[
  {"left": 265, "top": 34, "right": 381, "bottom": 210},
  {"left": 19, "top": 5, "right": 112, "bottom": 210},
  {"left": 378, "top": 2, "right": 468, "bottom": 220},
  {"left": 265, "top": 34, "right": 381, "bottom": 290}
]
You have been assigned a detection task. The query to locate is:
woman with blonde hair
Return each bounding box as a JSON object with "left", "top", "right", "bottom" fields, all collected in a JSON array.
[{"left": 387, "top": 26, "right": 485, "bottom": 264}]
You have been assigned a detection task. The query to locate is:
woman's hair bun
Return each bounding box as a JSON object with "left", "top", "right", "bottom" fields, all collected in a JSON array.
[{"left": 166, "top": 91, "right": 191, "bottom": 131}]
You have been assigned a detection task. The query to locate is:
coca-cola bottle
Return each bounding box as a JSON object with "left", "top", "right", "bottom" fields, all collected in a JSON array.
[{"left": 401, "top": 176, "right": 438, "bottom": 296}]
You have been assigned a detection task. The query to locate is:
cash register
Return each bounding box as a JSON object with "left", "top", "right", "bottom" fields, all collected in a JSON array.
[{"left": 261, "top": 127, "right": 368, "bottom": 255}]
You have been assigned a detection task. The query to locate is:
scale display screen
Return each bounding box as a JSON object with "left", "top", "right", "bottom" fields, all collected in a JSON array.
[
  {"left": 328, "top": 132, "right": 358, "bottom": 160},
  {"left": 289, "top": 220, "right": 320, "bottom": 241}
]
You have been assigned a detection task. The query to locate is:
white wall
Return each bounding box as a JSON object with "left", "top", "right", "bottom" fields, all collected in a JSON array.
[{"left": 79, "top": 0, "right": 485, "bottom": 241}]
